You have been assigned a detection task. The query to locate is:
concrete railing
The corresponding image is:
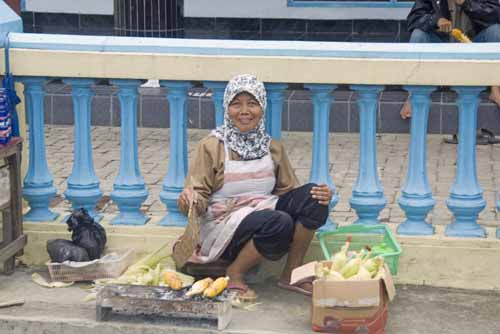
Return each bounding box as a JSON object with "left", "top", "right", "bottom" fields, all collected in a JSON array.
[{"left": 1, "top": 8, "right": 500, "bottom": 238}]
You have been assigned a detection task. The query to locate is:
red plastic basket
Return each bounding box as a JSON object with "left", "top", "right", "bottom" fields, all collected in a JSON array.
[{"left": 312, "top": 286, "right": 389, "bottom": 334}]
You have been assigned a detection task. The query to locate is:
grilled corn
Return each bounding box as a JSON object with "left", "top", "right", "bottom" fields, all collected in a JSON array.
[
  {"left": 185, "top": 277, "right": 214, "bottom": 297},
  {"left": 203, "top": 276, "right": 229, "bottom": 298},
  {"left": 162, "top": 271, "right": 183, "bottom": 290}
]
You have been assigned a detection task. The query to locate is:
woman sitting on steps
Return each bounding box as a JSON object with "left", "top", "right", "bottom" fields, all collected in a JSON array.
[{"left": 177, "top": 74, "right": 332, "bottom": 299}]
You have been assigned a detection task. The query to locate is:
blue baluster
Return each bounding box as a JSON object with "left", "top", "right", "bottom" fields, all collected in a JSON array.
[
  {"left": 398, "top": 86, "right": 436, "bottom": 235},
  {"left": 349, "top": 85, "right": 386, "bottom": 225},
  {"left": 110, "top": 79, "right": 149, "bottom": 225},
  {"left": 304, "top": 84, "right": 338, "bottom": 231},
  {"left": 159, "top": 81, "right": 190, "bottom": 226},
  {"left": 446, "top": 86, "right": 486, "bottom": 238},
  {"left": 204, "top": 81, "right": 226, "bottom": 128},
  {"left": 21, "top": 77, "right": 59, "bottom": 221},
  {"left": 63, "top": 78, "right": 102, "bottom": 222},
  {"left": 265, "top": 83, "right": 287, "bottom": 139}
]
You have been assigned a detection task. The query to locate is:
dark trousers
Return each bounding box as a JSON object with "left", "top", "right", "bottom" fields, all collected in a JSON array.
[{"left": 220, "top": 183, "right": 329, "bottom": 262}]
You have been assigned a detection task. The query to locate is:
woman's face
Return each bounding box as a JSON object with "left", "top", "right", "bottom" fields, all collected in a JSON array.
[{"left": 227, "top": 92, "right": 263, "bottom": 133}]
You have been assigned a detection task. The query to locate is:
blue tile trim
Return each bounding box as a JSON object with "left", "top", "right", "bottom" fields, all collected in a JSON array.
[{"left": 8, "top": 33, "right": 500, "bottom": 61}]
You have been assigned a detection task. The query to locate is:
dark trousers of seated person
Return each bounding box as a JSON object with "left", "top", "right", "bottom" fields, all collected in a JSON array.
[{"left": 221, "top": 183, "right": 329, "bottom": 262}]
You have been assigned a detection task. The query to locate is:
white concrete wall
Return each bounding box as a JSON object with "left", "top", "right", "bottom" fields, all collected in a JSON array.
[
  {"left": 25, "top": 0, "right": 113, "bottom": 15},
  {"left": 9, "top": 50, "right": 496, "bottom": 85},
  {"left": 185, "top": 0, "right": 411, "bottom": 20},
  {"left": 23, "top": 0, "right": 410, "bottom": 20}
]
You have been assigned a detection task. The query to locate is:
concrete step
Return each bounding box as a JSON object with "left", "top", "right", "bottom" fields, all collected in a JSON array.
[
  {"left": 19, "top": 213, "right": 500, "bottom": 291},
  {"left": 0, "top": 268, "right": 499, "bottom": 334}
]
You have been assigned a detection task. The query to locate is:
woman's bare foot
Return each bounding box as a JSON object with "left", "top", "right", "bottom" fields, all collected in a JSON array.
[
  {"left": 489, "top": 86, "right": 500, "bottom": 107},
  {"left": 400, "top": 99, "right": 412, "bottom": 119},
  {"left": 226, "top": 269, "right": 246, "bottom": 288},
  {"left": 225, "top": 240, "right": 261, "bottom": 300}
]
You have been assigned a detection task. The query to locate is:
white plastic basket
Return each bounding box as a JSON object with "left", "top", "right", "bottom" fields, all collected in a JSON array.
[{"left": 47, "top": 248, "right": 135, "bottom": 282}]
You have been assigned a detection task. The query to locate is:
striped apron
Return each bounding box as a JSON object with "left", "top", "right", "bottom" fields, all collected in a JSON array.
[{"left": 190, "top": 142, "right": 278, "bottom": 264}]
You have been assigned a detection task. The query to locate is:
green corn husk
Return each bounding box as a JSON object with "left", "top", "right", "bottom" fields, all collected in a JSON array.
[
  {"left": 123, "top": 243, "right": 173, "bottom": 276},
  {"left": 95, "top": 243, "right": 194, "bottom": 287}
]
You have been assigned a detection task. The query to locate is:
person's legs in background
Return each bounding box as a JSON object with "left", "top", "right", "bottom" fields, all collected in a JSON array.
[
  {"left": 473, "top": 24, "right": 500, "bottom": 106},
  {"left": 473, "top": 24, "right": 500, "bottom": 42},
  {"left": 409, "top": 28, "right": 446, "bottom": 43},
  {"left": 400, "top": 29, "right": 447, "bottom": 119}
]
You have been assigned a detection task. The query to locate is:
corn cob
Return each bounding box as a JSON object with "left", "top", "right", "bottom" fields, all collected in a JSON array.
[
  {"left": 363, "top": 258, "right": 377, "bottom": 275},
  {"left": 163, "top": 271, "right": 183, "bottom": 290},
  {"left": 340, "top": 252, "right": 362, "bottom": 279},
  {"left": 348, "top": 265, "right": 372, "bottom": 280},
  {"left": 185, "top": 277, "right": 214, "bottom": 297},
  {"left": 361, "top": 246, "right": 378, "bottom": 275},
  {"left": 325, "top": 270, "right": 345, "bottom": 281},
  {"left": 451, "top": 29, "right": 472, "bottom": 43},
  {"left": 331, "top": 236, "right": 352, "bottom": 272},
  {"left": 371, "top": 256, "right": 386, "bottom": 278},
  {"left": 314, "top": 262, "right": 325, "bottom": 278},
  {"left": 203, "top": 276, "right": 229, "bottom": 298}
]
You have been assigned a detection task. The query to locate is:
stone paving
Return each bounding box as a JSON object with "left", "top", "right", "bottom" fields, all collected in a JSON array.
[
  {"left": 2, "top": 268, "right": 500, "bottom": 334},
  {"left": 37, "top": 125, "right": 500, "bottom": 227}
]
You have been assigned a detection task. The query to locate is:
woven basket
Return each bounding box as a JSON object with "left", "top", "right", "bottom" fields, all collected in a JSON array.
[{"left": 172, "top": 201, "right": 200, "bottom": 269}]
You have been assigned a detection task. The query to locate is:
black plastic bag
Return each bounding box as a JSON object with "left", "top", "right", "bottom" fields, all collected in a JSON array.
[
  {"left": 66, "top": 208, "right": 107, "bottom": 260},
  {"left": 46, "top": 239, "right": 90, "bottom": 263}
]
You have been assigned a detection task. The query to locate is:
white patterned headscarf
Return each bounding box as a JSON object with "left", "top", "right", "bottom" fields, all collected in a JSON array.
[{"left": 212, "top": 74, "right": 271, "bottom": 161}]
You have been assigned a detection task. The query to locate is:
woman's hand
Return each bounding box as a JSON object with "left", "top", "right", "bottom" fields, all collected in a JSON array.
[
  {"left": 310, "top": 184, "right": 333, "bottom": 206},
  {"left": 437, "top": 18, "right": 452, "bottom": 33},
  {"left": 178, "top": 186, "right": 199, "bottom": 214}
]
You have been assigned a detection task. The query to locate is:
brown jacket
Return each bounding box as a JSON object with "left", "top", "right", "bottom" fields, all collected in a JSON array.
[{"left": 183, "top": 135, "right": 299, "bottom": 215}]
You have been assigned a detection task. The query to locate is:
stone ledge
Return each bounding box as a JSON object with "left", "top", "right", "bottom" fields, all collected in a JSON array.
[{"left": 19, "top": 213, "right": 500, "bottom": 291}]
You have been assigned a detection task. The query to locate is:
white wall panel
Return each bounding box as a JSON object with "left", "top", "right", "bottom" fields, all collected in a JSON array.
[
  {"left": 185, "top": 0, "right": 410, "bottom": 20},
  {"left": 25, "top": 0, "right": 113, "bottom": 15}
]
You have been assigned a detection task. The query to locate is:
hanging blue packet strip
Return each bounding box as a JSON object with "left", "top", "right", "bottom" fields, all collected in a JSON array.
[
  {"left": 2, "top": 74, "right": 20, "bottom": 137},
  {"left": 0, "top": 88, "right": 12, "bottom": 145},
  {"left": 3, "top": 33, "right": 21, "bottom": 138}
]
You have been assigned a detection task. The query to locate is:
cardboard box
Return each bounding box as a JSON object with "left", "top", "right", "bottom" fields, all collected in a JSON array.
[{"left": 291, "top": 261, "right": 396, "bottom": 333}]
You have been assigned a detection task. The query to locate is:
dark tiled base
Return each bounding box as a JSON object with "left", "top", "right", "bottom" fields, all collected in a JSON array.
[
  {"left": 42, "top": 83, "right": 500, "bottom": 135},
  {"left": 22, "top": 12, "right": 114, "bottom": 35},
  {"left": 23, "top": 13, "right": 411, "bottom": 42},
  {"left": 185, "top": 17, "right": 410, "bottom": 42},
  {"left": 21, "top": 12, "right": 179, "bottom": 36}
]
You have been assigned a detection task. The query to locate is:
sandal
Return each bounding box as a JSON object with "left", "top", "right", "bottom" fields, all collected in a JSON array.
[
  {"left": 479, "top": 128, "right": 500, "bottom": 144},
  {"left": 277, "top": 280, "right": 313, "bottom": 297},
  {"left": 443, "top": 134, "right": 459, "bottom": 144},
  {"left": 227, "top": 282, "right": 257, "bottom": 302},
  {"left": 443, "top": 131, "right": 490, "bottom": 145}
]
